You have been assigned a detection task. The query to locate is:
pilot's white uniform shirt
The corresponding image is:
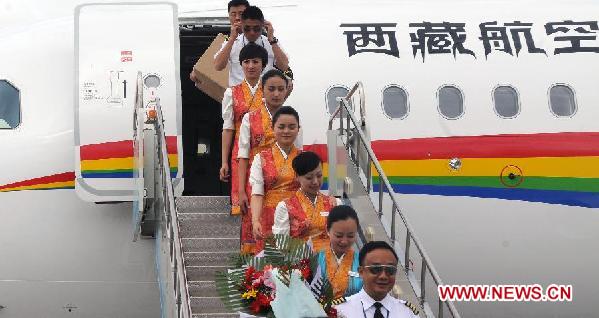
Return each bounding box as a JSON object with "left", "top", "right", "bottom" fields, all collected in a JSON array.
[
  {"left": 215, "top": 33, "right": 279, "bottom": 87},
  {"left": 335, "top": 289, "right": 419, "bottom": 318}
]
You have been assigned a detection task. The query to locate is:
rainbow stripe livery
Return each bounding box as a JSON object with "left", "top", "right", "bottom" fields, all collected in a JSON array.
[
  {"left": 307, "top": 132, "right": 599, "bottom": 208},
  {"left": 80, "top": 138, "right": 179, "bottom": 179},
  {"left": 0, "top": 172, "right": 75, "bottom": 192},
  {"left": 3, "top": 132, "right": 597, "bottom": 208}
]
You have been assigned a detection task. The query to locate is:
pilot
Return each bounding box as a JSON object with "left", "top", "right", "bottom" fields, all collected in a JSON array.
[
  {"left": 213, "top": 5, "right": 290, "bottom": 87},
  {"left": 335, "top": 241, "right": 420, "bottom": 318}
]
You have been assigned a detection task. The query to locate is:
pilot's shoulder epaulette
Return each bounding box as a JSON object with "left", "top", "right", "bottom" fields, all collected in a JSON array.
[
  {"left": 331, "top": 296, "right": 346, "bottom": 306},
  {"left": 401, "top": 300, "right": 420, "bottom": 316}
]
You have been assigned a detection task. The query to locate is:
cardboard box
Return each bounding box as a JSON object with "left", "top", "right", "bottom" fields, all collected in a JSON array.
[{"left": 192, "top": 33, "right": 229, "bottom": 102}]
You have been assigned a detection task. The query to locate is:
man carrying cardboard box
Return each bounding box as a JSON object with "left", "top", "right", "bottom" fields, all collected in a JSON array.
[
  {"left": 213, "top": 5, "right": 290, "bottom": 87},
  {"left": 189, "top": 0, "right": 249, "bottom": 90}
]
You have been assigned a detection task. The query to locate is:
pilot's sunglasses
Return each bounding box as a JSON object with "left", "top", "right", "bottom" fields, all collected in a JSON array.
[
  {"left": 364, "top": 265, "right": 398, "bottom": 276},
  {"left": 243, "top": 25, "right": 262, "bottom": 33}
]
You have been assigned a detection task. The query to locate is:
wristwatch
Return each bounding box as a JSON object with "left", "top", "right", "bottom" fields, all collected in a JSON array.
[{"left": 269, "top": 37, "right": 278, "bottom": 45}]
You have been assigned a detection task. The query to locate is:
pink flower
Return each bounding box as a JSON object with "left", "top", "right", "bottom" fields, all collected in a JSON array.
[
  {"left": 251, "top": 276, "right": 263, "bottom": 288},
  {"left": 262, "top": 269, "right": 276, "bottom": 290}
]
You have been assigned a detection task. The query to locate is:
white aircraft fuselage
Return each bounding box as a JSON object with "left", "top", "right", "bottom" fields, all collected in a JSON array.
[{"left": 0, "top": 1, "right": 598, "bottom": 317}]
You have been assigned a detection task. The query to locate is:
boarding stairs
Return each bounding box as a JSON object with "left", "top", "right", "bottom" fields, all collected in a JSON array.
[
  {"left": 132, "top": 72, "right": 460, "bottom": 317},
  {"left": 327, "top": 82, "right": 461, "bottom": 318},
  {"left": 177, "top": 196, "right": 240, "bottom": 317},
  {"left": 132, "top": 71, "right": 239, "bottom": 317}
]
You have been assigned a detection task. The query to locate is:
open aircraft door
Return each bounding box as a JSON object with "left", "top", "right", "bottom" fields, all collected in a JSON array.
[{"left": 75, "top": 2, "right": 183, "bottom": 202}]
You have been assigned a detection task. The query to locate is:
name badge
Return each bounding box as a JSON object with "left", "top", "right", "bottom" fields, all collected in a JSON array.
[
  {"left": 320, "top": 211, "right": 329, "bottom": 217},
  {"left": 348, "top": 271, "right": 360, "bottom": 278}
]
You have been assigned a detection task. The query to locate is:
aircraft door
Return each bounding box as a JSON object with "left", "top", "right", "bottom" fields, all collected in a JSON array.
[
  {"left": 180, "top": 25, "right": 230, "bottom": 196},
  {"left": 75, "top": 3, "right": 182, "bottom": 202}
]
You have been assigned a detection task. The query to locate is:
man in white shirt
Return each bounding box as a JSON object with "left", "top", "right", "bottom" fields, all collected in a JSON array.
[
  {"left": 213, "top": 5, "right": 289, "bottom": 87},
  {"left": 189, "top": 0, "right": 249, "bottom": 86},
  {"left": 335, "top": 241, "right": 420, "bottom": 318}
]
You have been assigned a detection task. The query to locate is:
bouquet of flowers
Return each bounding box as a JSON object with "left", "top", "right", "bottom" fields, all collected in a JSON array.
[
  {"left": 215, "top": 234, "right": 342, "bottom": 318},
  {"left": 239, "top": 265, "right": 276, "bottom": 314}
]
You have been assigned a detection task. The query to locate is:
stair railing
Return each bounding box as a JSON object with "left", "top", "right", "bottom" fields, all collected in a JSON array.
[
  {"left": 153, "top": 97, "right": 192, "bottom": 318},
  {"left": 328, "top": 82, "right": 461, "bottom": 318}
]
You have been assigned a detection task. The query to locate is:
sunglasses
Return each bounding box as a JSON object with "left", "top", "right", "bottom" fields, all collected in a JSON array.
[
  {"left": 363, "top": 265, "right": 398, "bottom": 276},
  {"left": 243, "top": 25, "right": 262, "bottom": 33}
]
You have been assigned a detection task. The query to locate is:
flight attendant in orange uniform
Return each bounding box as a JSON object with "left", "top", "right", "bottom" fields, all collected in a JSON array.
[
  {"left": 237, "top": 69, "right": 296, "bottom": 253},
  {"left": 272, "top": 151, "right": 341, "bottom": 253},
  {"left": 249, "top": 106, "right": 301, "bottom": 252},
  {"left": 219, "top": 43, "right": 267, "bottom": 215}
]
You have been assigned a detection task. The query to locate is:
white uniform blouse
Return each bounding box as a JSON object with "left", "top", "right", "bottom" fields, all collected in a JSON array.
[
  {"left": 220, "top": 80, "right": 261, "bottom": 130},
  {"left": 272, "top": 195, "right": 342, "bottom": 235}
]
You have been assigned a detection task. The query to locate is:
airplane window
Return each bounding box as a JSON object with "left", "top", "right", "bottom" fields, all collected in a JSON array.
[
  {"left": 0, "top": 80, "right": 20, "bottom": 129},
  {"left": 438, "top": 85, "right": 464, "bottom": 119},
  {"left": 494, "top": 86, "right": 520, "bottom": 118},
  {"left": 382, "top": 85, "right": 408, "bottom": 119},
  {"left": 326, "top": 85, "right": 350, "bottom": 115},
  {"left": 144, "top": 74, "right": 161, "bottom": 88},
  {"left": 549, "top": 84, "right": 577, "bottom": 117}
]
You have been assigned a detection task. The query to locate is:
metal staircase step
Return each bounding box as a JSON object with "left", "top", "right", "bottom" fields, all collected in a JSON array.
[
  {"left": 176, "top": 196, "right": 242, "bottom": 316},
  {"left": 176, "top": 196, "right": 231, "bottom": 213},
  {"left": 190, "top": 296, "right": 232, "bottom": 314},
  {"left": 178, "top": 213, "right": 240, "bottom": 238},
  {"left": 188, "top": 281, "right": 219, "bottom": 297},
  {"left": 186, "top": 265, "right": 229, "bottom": 282},
  {"left": 182, "top": 238, "right": 240, "bottom": 252},
  {"left": 184, "top": 252, "right": 236, "bottom": 267}
]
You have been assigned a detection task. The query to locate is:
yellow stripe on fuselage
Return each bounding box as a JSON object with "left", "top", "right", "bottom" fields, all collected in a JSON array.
[
  {"left": 80, "top": 155, "right": 178, "bottom": 171},
  {"left": 81, "top": 157, "right": 134, "bottom": 171},
  {"left": 0, "top": 181, "right": 75, "bottom": 192},
  {"left": 321, "top": 157, "right": 599, "bottom": 178},
  {"left": 377, "top": 157, "right": 599, "bottom": 178},
  {"left": 167, "top": 154, "right": 178, "bottom": 169}
]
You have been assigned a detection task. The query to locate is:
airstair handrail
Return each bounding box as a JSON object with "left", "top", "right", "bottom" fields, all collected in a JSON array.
[
  {"left": 132, "top": 72, "right": 145, "bottom": 241},
  {"left": 328, "top": 83, "right": 461, "bottom": 318},
  {"left": 132, "top": 71, "right": 191, "bottom": 317},
  {"left": 154, "top": 98, "right": 192, "bottom": 318},
  {"left": 328, "top": 81, "right": 366, "bottom": 130}
]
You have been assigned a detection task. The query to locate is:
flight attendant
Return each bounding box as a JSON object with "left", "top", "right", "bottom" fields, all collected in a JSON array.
[
  {"left": 249, "top": 106, "right": 301, "bottom": 252},
  {"left": 272, "top": 151, "right": 340, "bottom": 253},
  {"left": 220, "top": 43, "right": 268, "bottom": 216},
  {"left": 237, "top": 69, "right": 296, "bottom": 253},
  {"left": 315, "top": 205, "right": 363, "bottom": 299}
]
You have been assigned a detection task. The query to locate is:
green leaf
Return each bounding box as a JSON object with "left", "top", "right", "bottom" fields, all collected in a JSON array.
[{"left": 214, "top": 234, "right": 321, "bottom": 315}]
